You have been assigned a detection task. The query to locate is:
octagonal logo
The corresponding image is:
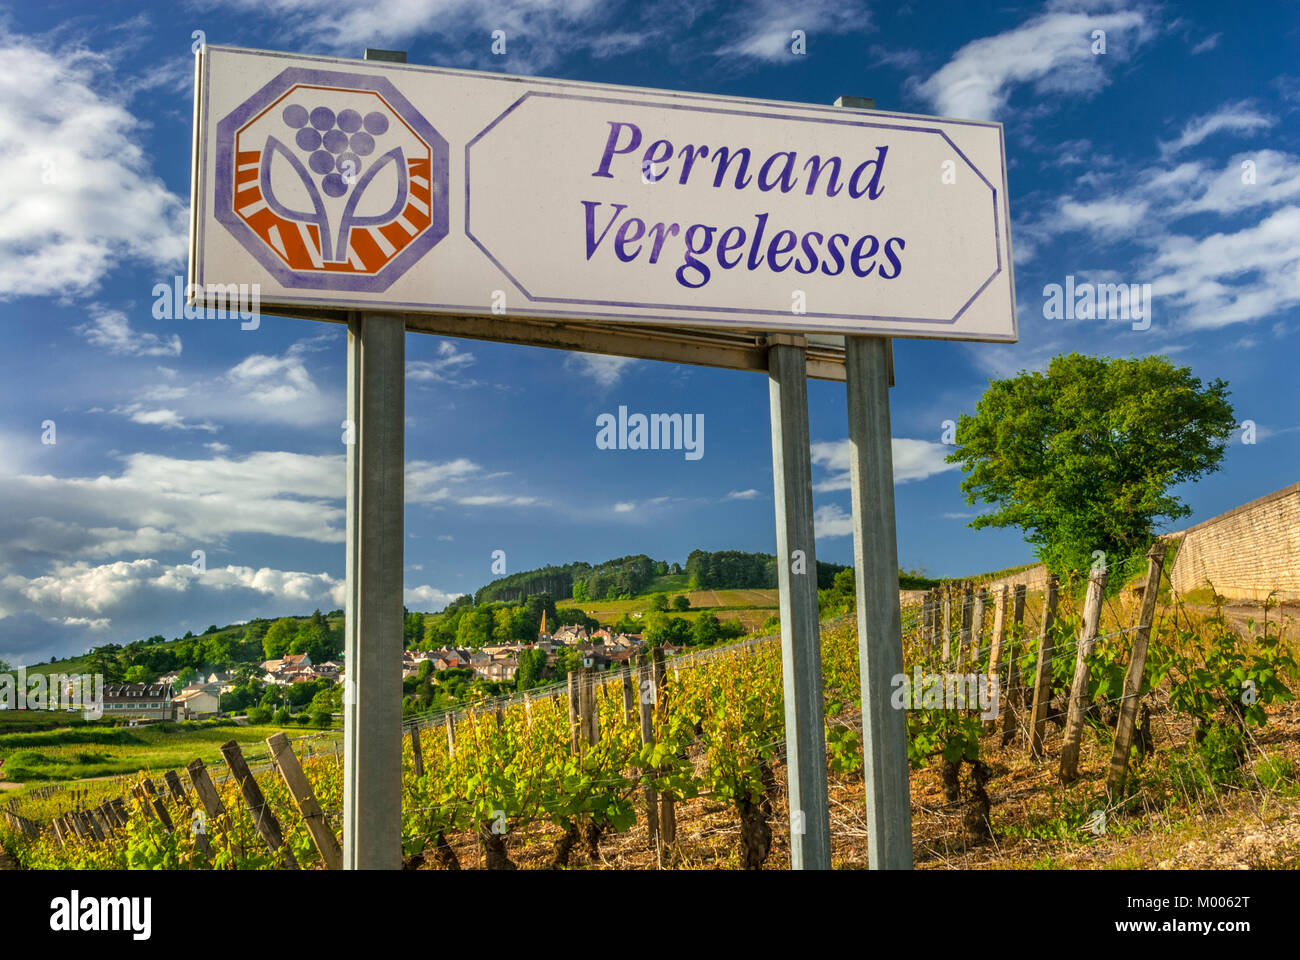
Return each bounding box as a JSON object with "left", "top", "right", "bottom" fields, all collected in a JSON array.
[{"left": 214, "top": 68, "right": 449, "bottom": 292}]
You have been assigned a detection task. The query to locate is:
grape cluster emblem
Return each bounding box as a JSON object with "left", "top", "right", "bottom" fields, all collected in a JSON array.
[{"left": 213, "top": 68, "right": 449, "bottom": 292}]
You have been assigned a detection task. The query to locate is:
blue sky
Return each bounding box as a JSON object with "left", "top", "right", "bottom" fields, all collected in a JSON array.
[{"left": 1, "top": 0, "right": 1298, "bottom": 663}]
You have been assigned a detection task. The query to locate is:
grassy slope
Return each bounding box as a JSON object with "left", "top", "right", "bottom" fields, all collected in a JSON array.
[{"left": 0, "top": 720, "right": 338, "bottom": 785}]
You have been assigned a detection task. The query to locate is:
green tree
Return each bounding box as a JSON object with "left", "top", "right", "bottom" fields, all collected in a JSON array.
[
  {"left": 648, "top": 593, "right": 669, "bottom": 612},
  {"left": 643, "top": 613, "right": 691, "bottom": 648},
  {"left": 691, "top": 613, "right": 722, "bottom": 646},
  {"left": 177, "top": 666, "right": 198, "bottom": 687},
  {"left": 947, "top": 353, "right": 1236, "bottom": 578},
  {"left": 262, "top": 618, "right": 298, "bottom": 660},
  {"left": 572, "top": 579, "right": 589, "bottom": 602},
  {"left": 123, "top": 665, "right": 148, "bottom": 684},
  {"left": 247, "top": 705, "right": 272, "bottom": 724},
  {"left": 671, "top": 594, "right": 690, "bottom": 611},
  {"left": 516, "top": 648, "right": 548, "bottom": 690}
]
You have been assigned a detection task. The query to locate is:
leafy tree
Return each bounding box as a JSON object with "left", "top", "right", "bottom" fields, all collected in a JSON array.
[
  {"left": 516, "top": 648, "right": 548, "bottom": 690},
  {"left": 273, "top": 707, "right": 292, "bottom": 724},
  {"left": 262, "top": 618, "right": 298, "bottom": 660},
  {"left": 648, "top": 593, "right": 669, "bottom": 612},
  {"left": 671, "top": 594, "right": 690, "bottom": 612},
  {"left": 177, "top": 666, "right": 198, "bottom": 687},
  {"left": 456, "top": 609, "right": 493, "bottom": 648},
  {"left": 947, "top": 353, "right": 1236, "bottom": 578},
  {"left": 643, "top": 613, "right": 691, "bottom": 648},
  {"left": 691, "top": 613, "right": 722, "bottom": 646},
  {"left": 572, "top": 579, "right": 589, "bottom": 602},
  {"left": 123, "top": 665, "right": 149, "bottom": 684},
  {"left": 247, "top": 705, "right": 272, "bottom": 724}
]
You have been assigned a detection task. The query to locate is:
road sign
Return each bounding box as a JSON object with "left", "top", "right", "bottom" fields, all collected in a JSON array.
[{"left": 192, "top": 46, "right": 1016, "bottom": 344}]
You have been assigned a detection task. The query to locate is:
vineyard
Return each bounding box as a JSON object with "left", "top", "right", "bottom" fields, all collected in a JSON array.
[{"left": 2, "top": 545, "right": 1298, "bottom": 870}]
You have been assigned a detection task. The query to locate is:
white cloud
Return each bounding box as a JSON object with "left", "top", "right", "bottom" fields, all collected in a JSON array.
[
  {"left": 78, "top": 306, "right": 181, "bottom": 357},
  {"left": 614, "top": 502, "right": 636, "bottom": 513},
  {"left": 1158, "top": 102, "right": 1274, "bottom": 157},
  {"left": 406, "top": 457, "right": 538, "bottom": 507},
  {"left": 725, "top": 489, "right": 761, "bottom": 500},
  {"left": 813, "top": 503, "right": 853, "bottom": 539},
  {"left": 0, "top": 450, "right": 345, "bottom": 566},
  {"left": 407, "top": 339, "right": 479, "bottom": 386},
  {"left": 1189, "top": 32, "right": 1221, "bottom": 55},
  {"left": 714, "top": 0, "right": 871, "bottom": 62},
  {"left": 105, "top": 336, "right": 342, "bottom": 429},
  {"left": 810, "top": 438, "right": 957, "bottom": 492},
  {"left": 564, "top": 353, "right": 637, "bottom": 387},
  {"left": 403, "top": 585, "right": 463, "bottom": 609},
  {"left": 0, "top": 31, "right": 186, "bottom": 299},
  {"left": 202, "top": 0, "right": 645, "bottom": 72},
  {"left": 914, "top": 8, "right": 1152, "bottom": 121},
  {"left": 0, "top": 556, "right": 461, "bottom": 660}
]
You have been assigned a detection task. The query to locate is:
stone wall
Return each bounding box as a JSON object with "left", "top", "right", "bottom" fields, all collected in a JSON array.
[{"left": 1167, "top": 482, "right": 1300, "bottom": 602}]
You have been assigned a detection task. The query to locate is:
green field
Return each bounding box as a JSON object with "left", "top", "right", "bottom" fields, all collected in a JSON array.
[
  {"left": 567, "top": 587, "right": 780, "bottom": 633},
  {"left": 0, "top": 718, "right": 339, "bottom": 786}
]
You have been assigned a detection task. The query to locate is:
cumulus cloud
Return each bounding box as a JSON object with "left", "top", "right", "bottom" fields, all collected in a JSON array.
[
  {"left": 78, "top": 306, "right": 182, "bottom": 357},
  {"left": 407, "top": 339, "right": 479, "bottom": 386},
  {"left": 0, "top": 558, "right": 461, "bottom": 661},
  {"left": 564, "top": 353, "right": 637, "bottom": 387},
  {"left": 809, "top": 438, "right": 957, "bottom": 492},
  {"left": 0, "top": 31, "right": 186, "bottom": 299},
  {"left": 813, "top": 503, "right": 853, "bottom": 539}
]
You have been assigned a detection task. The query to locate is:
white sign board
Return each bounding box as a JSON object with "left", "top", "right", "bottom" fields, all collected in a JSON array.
[{"left": 191, "top": 46, "right": 1016, "bottom": 342}]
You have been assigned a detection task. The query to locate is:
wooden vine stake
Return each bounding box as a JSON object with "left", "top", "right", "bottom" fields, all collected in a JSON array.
[
  {"left": 636, "top": 651, "right": 660, "bottom": 857},
  {"left": 409, "top": 725, "right": 424, "bottom": 780},
  {"left": 957, "top": 583, "right": 974, "bottom": 665},
  {"left": 219, "top": 740, "right": 299, "bottom": 870},
  {"left": 1107, "top": 542, "right": 1168, "bottom": 795},
  {"left": 1000, "top": 585, "right": 1027, "bottom": 744},
  {"left": 268, "top": 732, "right": 342, "bottom": 870},
  {"left": 652, "top": 646, "right": 675, "bottom": 846},
  {"left": 971, "top": 587, "right": 987, "bottom": 669},
  {"left": 1059, "top": 567, "right": 1107, "bottom": 782},
  {"left": 1028, "top": 576, "right": 1060, "bottom": 760}
]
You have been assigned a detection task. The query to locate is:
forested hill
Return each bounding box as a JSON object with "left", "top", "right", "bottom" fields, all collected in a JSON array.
[{"left": 472, "top": 550, "right": 852, "bottom": 605}]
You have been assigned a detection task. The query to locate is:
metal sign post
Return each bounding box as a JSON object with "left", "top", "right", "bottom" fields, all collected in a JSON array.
[
  {"left": 836, "top": 97, "right": 914, "bottom": 869},
  {"left": 768, "top": 334, "right": 831, "bottom": 869},
  {"left": 342, "top": 311, "right": 405, "bottom": 869}
]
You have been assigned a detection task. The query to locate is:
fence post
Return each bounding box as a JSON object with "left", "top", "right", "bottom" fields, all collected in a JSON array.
[
  {"left": 621, "top": 664, "right": 635, "bottom": 721},
  {"left": 1108, "top": 543, "right": 1168, "bottom": 795},
  {"left": 567, "top": 671, "right": 580, "bottom": 754},
  {"left": 971, "top": 587, "right": 987, "bottom": 669},
  {"left": 409, "top": 724, "right": 424, "bottom": 780},
  {"left": 1029, "top": 576, "right": 1060, "bottom": 760},
  {"left": 445, "top": 713, "right": 457, "bottom": 757},
  {"left": 636, "top": 652, "right": 660, "bottom": 857},
  {"left": 956, "top": 583, "right": 973, "bottom": 665},
  {"left": 941, "top": 587, "right": 953, "bottom": 662},
  {"left": 1059, "top": 568, "right": 1107, "bottom": 782},
  {"left": 987, "top": 585, "right": 1008, "bottom": 683},
  {"left": 651, "top": 646, "right": 676, "bottom": 846},
  {"left": 268, "top": 732, "right": 343, "bottom": 870},
  {"left": 1000, "top": 585, "right": 1027, "bottom": 744},
  {"left": 219, "top": 740, "right": 299, "bottom": 870}
]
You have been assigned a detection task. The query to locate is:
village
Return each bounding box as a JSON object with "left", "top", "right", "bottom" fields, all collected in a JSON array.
[{"left": 91, "top": 618, "right": 666, "bottom": 722}]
